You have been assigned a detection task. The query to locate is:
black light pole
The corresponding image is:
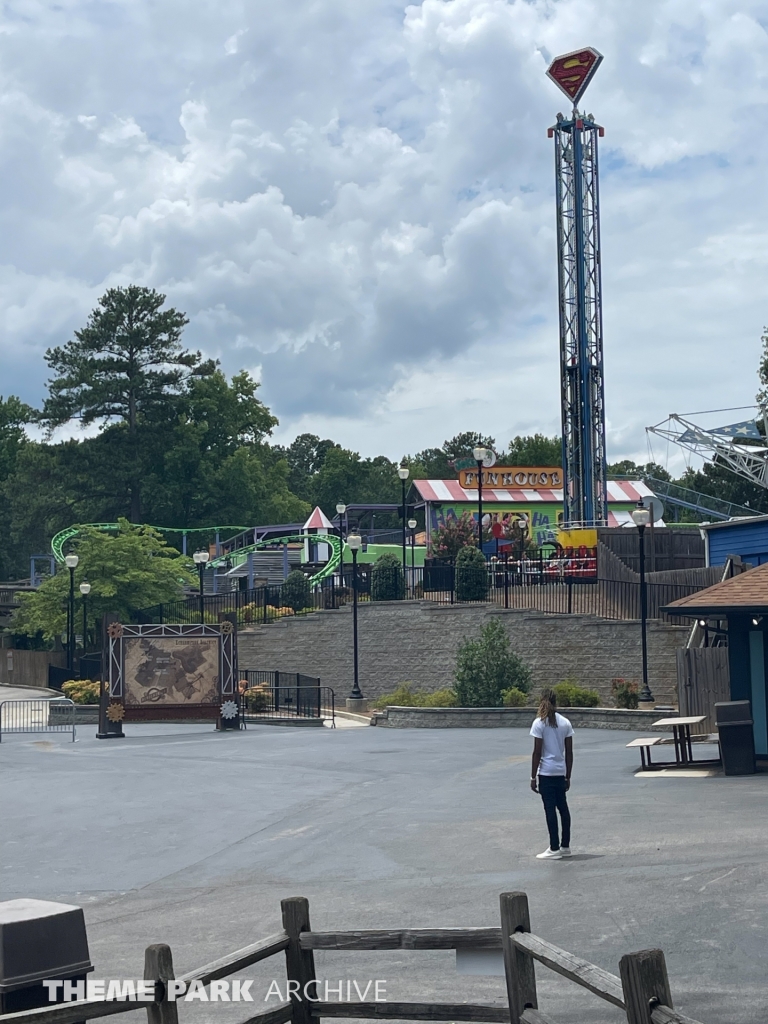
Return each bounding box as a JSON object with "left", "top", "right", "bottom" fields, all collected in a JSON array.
[
  {"left": 631, "top": 504, "right": 654, "bottom": 704},
  {"left": 398, "top": 464, "right": 410, "bottom": 577},
  {"left": 472, "top": 447, "right": 487, "bottom": 555},
  {"left": 408, "top": 517, "right": 417, "bottom": 595},
  {"left": 65, "top": 554, "right": 79, "bottom": 675},
  {"left": 79, "top": 581, "right": 91, "bottom": 652},
  {"left": 347, "top": 531, "right": 363, "bottom": 700},
  {"left": 193, "top": 550, "right": 210, "bottom": 624}
]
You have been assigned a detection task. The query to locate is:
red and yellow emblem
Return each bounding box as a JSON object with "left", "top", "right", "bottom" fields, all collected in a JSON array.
[{"left": 546, "top": 47, "right": 603, "bottom": 104}]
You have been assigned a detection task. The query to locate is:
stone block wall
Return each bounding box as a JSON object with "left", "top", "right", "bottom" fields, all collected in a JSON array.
[{"left": 238, "top": 602, "right": 687, "bottom": 705}]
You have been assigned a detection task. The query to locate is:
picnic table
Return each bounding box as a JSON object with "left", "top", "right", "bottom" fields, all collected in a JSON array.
[{"left": 627, "top": 716, "right": 721, "bottom": 771}]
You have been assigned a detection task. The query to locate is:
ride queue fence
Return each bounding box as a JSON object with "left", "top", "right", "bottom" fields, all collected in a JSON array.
[
  {"left": 239, "top": 671, "right": 334, "bottom": 725},
  {"left": 137, "top": 563, "right": 706, "bottom": 627},
  {"left": 0, "top": 698, "right": 76, "bottom": 742},
  {"left": 0, "top": 890, "right": 711, "bottom": 1024}
]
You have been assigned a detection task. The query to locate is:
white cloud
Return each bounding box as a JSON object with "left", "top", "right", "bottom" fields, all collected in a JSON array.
[{"left": 0, "top": 0, "right": 767, "bottom": 469}]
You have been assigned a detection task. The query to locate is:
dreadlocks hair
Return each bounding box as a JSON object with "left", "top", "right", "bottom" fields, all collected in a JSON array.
[{"left": 538, "top": 688, "right": 558, "bottom": 727}]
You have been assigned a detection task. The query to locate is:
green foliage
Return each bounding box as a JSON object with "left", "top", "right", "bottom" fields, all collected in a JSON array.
[
  {"left": 62, "top": 679, "right": 100, "bottom": 704},
  {"left": 372, "top": 683, "right": 457, "bottom": 709},
  {"left": 454, "top": 619, "right": 531, "bottom": 707},
  {"left": 243, "top": 684, "right": 270, "bottom": 712},
  {"left": 408, "top": 432, "right": 496, "bottom": 479},
  {"left": 455, "top": 544, "right": 488, "bottom": 602},
  {"left": 12, "top": 520, "right": 195, "bottom": 642},
  {"left": 281, "top": 570, "right": 311, "bottom": 612},
  {"left": 552, "top": 681, "right": 601, "bottom": 708},
  {"left": 611, "top": 678, "right": 639, "bottom": 709},
  {"left": 503, "top": 434, "right": 562, "bottom": 466},
  {"left": 502, "top": 687, "right": 530, "bottom": 707},
  {"left": 430, "top": 513, "right": 478, "bottom": 561},
  {"left": 371, "top": 552, "right": 405, "bottom": 601}
]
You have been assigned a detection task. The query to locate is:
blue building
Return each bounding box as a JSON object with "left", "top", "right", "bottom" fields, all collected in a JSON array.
[{"left": 701, "top": 515, "right": 768, "bottom": 568}]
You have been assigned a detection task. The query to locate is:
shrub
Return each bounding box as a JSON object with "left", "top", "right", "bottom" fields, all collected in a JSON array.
[
  {"left": 281, "top": 570, "right": 311, "bottom": 612},
  {"left": 611, "top": 678, "right": 639, "bottom": 709},
  {"left": 552, "top": 681, "right": 600, "bottom": 708},
  {"left": 502, "top": 687, "right": 530, "bottom": 707},
  {"left": 430, "top": 513, "right": 479, "bottom": 560},
  {"left": 371, "top": 553, "right": 405, "bottom": 601},
  {"left": 243, "top": 684, "right": 270, "bottom": 712},
  {"left": 62, "top": 679, "right": 101, "bottom": 704},
  {"left": 421, "top": 687, "right": 458, "bottom": 707},
  {"left": 372, "top": 683, "right": 458, "bottom": 709},
  {"left": 454, "top": 619, "right": 531, "bottom": 707},
  {"left": 455, "top": 545, "right": 488, "bottom": 602}
]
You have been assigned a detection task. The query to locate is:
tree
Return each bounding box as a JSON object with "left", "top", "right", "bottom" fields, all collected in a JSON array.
[
  {"left": 454, "top": 619, "right": 531, "bottom": 707},
  {"left": 280, "top": 434, "right": 340, "bottom": 502},
  {"left": 12, "top": 521, "right": 195, "bottom": 643},
  {"left": 430, "top": 513, "right": 477, "bottom": 560},
  {"left": 607, "top": 459, "right": 670, "bottom": 481},
  {"left": 0, "top": 396, "right": 34, "bottom": 578},
  {"left": 371, "top": 552, "right": 405, "bottom": 601},
  {"left": 42, "top": 286, "right": 215, "bottom": 520},
  {"left": 504, "top": 434, "right": 562, "bottom": 466},
  {"left": 455, "top": 544, "right": 488, "bottom": 602}
]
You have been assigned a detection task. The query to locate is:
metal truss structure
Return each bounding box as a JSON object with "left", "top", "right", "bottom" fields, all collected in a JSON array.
[
  {"left": 647, "top": 412, "right": 768, "bottom": 491},
  {"left": 551, "top": 111, "right": 608, "bottom": 525}
]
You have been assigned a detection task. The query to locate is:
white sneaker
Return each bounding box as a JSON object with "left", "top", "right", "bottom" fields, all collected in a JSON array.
[
  {"left": 560, "top": 847, "right": 572, "bottom": 857},
  {"left": 536, "top": 847, "right": 563, "bottom": 860}
]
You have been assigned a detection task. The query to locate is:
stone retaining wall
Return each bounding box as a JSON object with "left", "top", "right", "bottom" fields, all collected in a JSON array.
[
  {"left": 373, "top": 706, "right": 674, "bottom": 730},
  {"left": 238, "top": 601, "right": 687, "bottom": 705}
]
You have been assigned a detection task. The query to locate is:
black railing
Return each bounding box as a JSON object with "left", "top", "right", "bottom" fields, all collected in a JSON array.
[
  {"left": 136, "top": 564, "right": 704, "bottom": 626},
  {"left": 239, "top": 673, "right": 334, "bottom": 725}
]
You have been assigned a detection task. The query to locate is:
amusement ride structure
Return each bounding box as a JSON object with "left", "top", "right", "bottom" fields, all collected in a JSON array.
[{"left": 546, "top": 47, "right": 607, "bottom": 526}]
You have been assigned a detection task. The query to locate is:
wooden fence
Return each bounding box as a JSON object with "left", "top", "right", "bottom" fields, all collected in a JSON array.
[
  {"left": 0, "top": 892, "right": 712, "bottom": 1024},
  {"left": 677, "top": 648, "right": 731, "bottom": 733}
]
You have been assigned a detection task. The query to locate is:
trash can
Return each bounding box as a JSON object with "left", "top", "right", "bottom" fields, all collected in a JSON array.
[
  {"left": 0, "top": 899, "right": 93, "bottom": 1013},
  {"left": 715, "top": 700, "right": 755, "bottom": 776}
]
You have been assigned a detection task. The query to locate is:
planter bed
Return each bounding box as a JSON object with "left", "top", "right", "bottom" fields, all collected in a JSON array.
[{"left": 372, "top": 706, "right": 677, "bottom": 730}]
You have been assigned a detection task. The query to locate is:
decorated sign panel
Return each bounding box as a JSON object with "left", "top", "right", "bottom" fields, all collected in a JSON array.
[
  {"left": 546, "top": 48, "right": 603, "bottom": 104},
  {"left": 107, "top": 622, "right": 236, "bottom": 721},
  {"left": 459, "top": 467, "right": 563, "bottom": 489}
]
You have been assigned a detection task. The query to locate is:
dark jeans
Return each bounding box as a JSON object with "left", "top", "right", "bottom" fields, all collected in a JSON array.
[{"left": 538, "top": 775, "right": 570, "bottom": 851}]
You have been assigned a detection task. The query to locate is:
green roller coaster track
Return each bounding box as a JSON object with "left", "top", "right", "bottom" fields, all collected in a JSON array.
[{"left": 50, "top": 524, "right": 343, "bottom": 585}]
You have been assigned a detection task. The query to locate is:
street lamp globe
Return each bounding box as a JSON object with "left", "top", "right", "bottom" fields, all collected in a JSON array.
[
  {"left": 79, "top": 582, "right": 91, "bottom": 596},
  {"left": 65, "top": 554, "right": 79, "bottom": 569},
  {"left": 472, "top": 446, "right": 487, "bottom": 463},
  {"left": 336, "top": 503, "right": 346, "bottom": 515},
  {"left": 193, "top": 550, "right": 210, "bottom": 565},
  {"left": 346, "top": 531, "right": 363, "bottom": 552},
  {"left": 397, "top": 465, "right": 409, "bottom": 481},
  {"left": 407, "top": 519, "right": 417, "bottom": 530},
  {"left": 631, "top": 505, "right": 651, "bottom": 528}
]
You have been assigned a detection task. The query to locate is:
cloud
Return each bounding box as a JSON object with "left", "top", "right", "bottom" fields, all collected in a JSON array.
[{"left": 1, "top": 0, "right": 767, "bottom": 468}]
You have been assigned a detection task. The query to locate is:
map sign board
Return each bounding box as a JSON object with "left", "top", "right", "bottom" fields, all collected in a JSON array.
[{"left": 107, "top": 622, "right": 237, "bottom": 721}]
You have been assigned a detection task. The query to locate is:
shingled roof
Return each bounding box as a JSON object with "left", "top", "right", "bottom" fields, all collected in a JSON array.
[{"left": 665, "top": 562, "right": 768, "bottom": 615}]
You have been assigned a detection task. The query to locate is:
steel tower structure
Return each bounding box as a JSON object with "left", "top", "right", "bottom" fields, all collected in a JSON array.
[{"left": 546, "top": 48, "right": 607, "bottom": 525}]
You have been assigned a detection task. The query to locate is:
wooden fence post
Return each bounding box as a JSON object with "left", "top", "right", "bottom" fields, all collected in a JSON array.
[
  {"left": 500, "top": 891, "right": 537, "bottom": 1024},
  {"left": 144, "top": 943, "right": 179, "bottom": 1024},
  {"left": 619, "top": 949, "right": 673, "bottom": 1024},
  {"left": 282, "top": 896, "right": 317, "bottom": 1024}
]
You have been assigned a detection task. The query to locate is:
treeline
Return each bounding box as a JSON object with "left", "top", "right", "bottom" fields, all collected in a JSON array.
[{"left": 1, "top": 285, "right": 766, "bottom": 580}]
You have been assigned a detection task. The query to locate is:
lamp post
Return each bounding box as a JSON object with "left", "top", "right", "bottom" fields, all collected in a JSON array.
[
  {"left": 79, "top": 581, "right": 91, "bottom": 652},
  {"left": 398, "top": 464, "right": 410, "bottom": 577},
  {"left": 65, "top": 554, "right": 78, "bottom": 674},
  {"left": 631, "top": 503, "right": 654, "bottom": 705},
  {"left": 472, "top": 447, "right": 488, "bottom": 555},
  {"left": 336, "top": 503, "right": 347, "bottom": 583},
  {"left": 346, "top": 530, "right": 363, "bottom": 703},
  {"left": 408, "top": 518, "right": 417, "bottom": 590},
  {"left": 193, "top": 551, "right": 210, "bottom": 624}
]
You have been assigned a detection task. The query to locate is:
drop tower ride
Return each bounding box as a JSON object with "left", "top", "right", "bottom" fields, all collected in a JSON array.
[{"left": 546, "top": 48, "right": 607, "bottom": 526}]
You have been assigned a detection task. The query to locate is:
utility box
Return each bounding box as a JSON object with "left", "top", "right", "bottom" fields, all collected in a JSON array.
[
  {"left": 715, "top": 700, "right": 756, "bottom": 777},
  {"left": 0, "top": 899, "right": 93, "bottom": 1013}
]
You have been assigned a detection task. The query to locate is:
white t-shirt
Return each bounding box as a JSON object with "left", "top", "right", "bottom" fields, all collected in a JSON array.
[{"left": 530, "top": 713, "right": 574, "bottom": 776}]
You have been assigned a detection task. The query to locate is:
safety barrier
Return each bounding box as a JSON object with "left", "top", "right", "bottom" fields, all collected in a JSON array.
[{"left": 0, "top": 698, "right": 76, "bottom": 742}]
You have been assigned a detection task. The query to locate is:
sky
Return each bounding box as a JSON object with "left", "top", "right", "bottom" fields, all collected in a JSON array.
[{"left": 2, "top": 0, "right": 768, "bottom": 472}]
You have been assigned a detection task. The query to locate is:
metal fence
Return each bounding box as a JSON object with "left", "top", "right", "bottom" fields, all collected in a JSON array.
[
  {"left": 0, "top": 698, "right": 76, "bottom": 742},
  {"left": 137, "top": 564, "right": 703, "bottom": 626},
  {"left": 239, "top": 672, "right": 334, "bottom": 725}
]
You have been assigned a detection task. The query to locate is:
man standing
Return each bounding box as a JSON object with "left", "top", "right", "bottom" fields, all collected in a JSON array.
[{"left": 530, "top": 688, "right": 574, "bottom": 860}]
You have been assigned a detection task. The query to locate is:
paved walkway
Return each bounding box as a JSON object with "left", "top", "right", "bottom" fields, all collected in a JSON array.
[
  {"left": 0, "top": 724, "right": 763, "bottom": 1023},
  {"left": 0, "top": 683, "right": 57, "bottom": 701}
]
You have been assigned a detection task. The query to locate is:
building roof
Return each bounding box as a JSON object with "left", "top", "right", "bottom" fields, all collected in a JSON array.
[
  {"left": 664, "top": 562, "right": 768, "bottom": 615},
  {"left": 699, "top": 514, "right": 768, "bottom": 532},
  {"left": 303, "top": 507, "right": 334, "bottom": 531},
  {"left": 412, "top": 479, "right": 654, "bottom": 527}
]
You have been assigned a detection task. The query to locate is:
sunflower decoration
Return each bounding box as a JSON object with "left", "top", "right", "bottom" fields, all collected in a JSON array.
[
  {"left": 220, "top": 620, "right": 234, "bottom": 635},
  {"left": 106, "top": 702, "right": 125, "bottom": 722},
  {"left": 107, "top": 622, "right": 124, "bottom": 639}
]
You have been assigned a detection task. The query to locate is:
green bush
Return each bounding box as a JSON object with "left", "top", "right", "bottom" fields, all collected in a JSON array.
[
  {"left": 243, "top": 684, "right": 270, "bottom": 712},
  {"left": 552, "top": 681, "right": 600, "bottom": 708},
  {"left": 455, "top": 619, "right": 531, "bottom": 707},
  {"left": 611, "top": 678, "right": 639, "bottom": 709},
  {"left": 61, "top": 679, "right": 101, "bottom": 704},
  {"left": 501, "top": 687, "right": 530, "bottom": 707},
  {"left": 372, "top": 683, "right": 457, "bottom": 708},
  {"left": 371, "top": 553, "right": 405, "bottom": 601},
  {"left": 281, "top": 570, "right": 311, "bottom": 612},
  {"left": 455, "top": 544, "right": 488, "bottom": 602}
]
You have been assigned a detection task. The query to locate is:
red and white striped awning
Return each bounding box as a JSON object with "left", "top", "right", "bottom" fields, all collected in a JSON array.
[{"left": 413, "top": 479, "right": 653, "bottom": 510}]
